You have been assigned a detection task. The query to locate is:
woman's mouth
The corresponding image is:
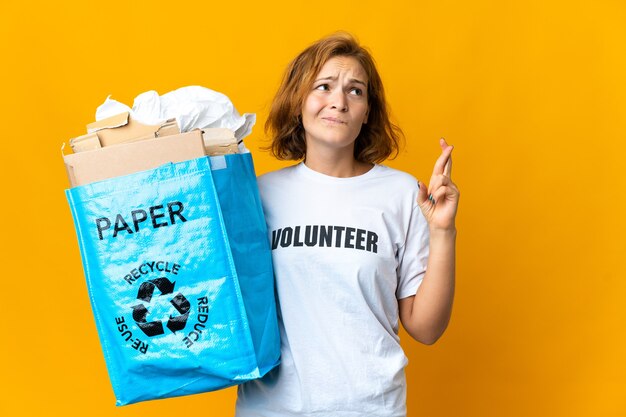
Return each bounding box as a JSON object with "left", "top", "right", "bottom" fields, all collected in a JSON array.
[{"left": 322, "top": 117, "right": 346, "bottom": 124}]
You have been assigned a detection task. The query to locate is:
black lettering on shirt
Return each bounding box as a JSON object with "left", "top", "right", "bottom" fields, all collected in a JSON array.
[
  {"left": 345, "top": 227, "right": 356, "bottom": 249},
  {"left": 281, "top": 227, "right": 293, "bottom": 247},
  {"left": 304, "top": 225, "right": 318, "bottom": 246},
  {"left": 334, "top": 226, "right": 345, "bottom": 248},
  {"left": 319, "top": 226, "right": 333, "bottom": 247},
  {"left": 271, "top": 225, "right": 378, "bottom": 254},
  {"left": 293, "top": 226, "right": 304, "bottom": 247}
]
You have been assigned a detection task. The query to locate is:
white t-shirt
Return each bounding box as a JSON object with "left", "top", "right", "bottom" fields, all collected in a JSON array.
[{"left": 236, "top": 162, "right": 430, "bottom": 417}]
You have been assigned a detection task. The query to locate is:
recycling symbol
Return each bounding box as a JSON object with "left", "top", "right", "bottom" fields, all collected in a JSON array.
[{"left": 131, "top": 277, "right": 190, "bottom": 337}]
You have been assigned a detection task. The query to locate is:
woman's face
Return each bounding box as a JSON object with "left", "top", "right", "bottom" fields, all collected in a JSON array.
[{"left": 301, "top": 56, "right": 370, "bottom": 156}]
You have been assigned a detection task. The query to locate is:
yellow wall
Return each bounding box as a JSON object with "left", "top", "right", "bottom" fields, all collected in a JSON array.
[{"left": 1, "top": 1, "right": 624, "bottom": 416}]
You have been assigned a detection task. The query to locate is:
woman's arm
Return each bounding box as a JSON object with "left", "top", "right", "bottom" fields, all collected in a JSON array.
[
  {"left": 399, "top": 228, "right": 456, "bottom": 344},
  {"left": 399, "top": 138, "right": 459, "bottom": 345}
]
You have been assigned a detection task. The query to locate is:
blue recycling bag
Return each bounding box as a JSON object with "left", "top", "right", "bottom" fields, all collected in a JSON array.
[{"left": 66, "top": 154, "right": 280, "bottom": 406}]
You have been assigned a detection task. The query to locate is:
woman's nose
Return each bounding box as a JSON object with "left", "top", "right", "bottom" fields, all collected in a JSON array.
[{"left": 329, "top": 89, "right": 348, "bottom": 111}]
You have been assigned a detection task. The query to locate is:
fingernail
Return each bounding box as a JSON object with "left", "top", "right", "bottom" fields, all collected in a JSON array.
[{"left": 428, "top": 194, "right": 433, "bottom": 202}]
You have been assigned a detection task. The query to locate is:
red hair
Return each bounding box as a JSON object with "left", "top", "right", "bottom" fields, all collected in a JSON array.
[{"left": 265, "top": 32, "right": 403, "bottom": 163}]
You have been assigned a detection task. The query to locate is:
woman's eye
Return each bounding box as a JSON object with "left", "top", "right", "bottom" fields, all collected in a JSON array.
[
  {"left": 315, "top": 84, "right": 330, "bottom": 91},
  {"left": 349, "top": 87, "right": 363, "bottom": 96}
]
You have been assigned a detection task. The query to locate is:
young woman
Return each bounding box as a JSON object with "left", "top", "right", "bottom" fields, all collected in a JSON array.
[{"left": 236, "top": 33, "right": 459, "bottom": 417}]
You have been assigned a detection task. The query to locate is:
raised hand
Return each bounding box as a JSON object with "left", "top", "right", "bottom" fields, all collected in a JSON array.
[{"left": 417, "top": 138, "right": 460, "bottom": 231}]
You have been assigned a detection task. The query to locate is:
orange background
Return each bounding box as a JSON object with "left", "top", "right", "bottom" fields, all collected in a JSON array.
[{"left": 1, "top": 1, "right": 624, "bottom": 416}]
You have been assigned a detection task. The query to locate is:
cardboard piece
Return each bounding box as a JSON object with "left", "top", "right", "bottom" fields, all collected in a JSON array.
[
  {"left": 70, "top": 112, "right": 180, "bottom": 153},
  {"left": 202, "top": 128, "right": 239, "bottom": 156},
  {"left": 64, "top": 130, "right": 206, "bottom": 187}
]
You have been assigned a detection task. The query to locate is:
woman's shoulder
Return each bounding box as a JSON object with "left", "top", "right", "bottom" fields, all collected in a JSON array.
[
  {"left": 373, "top": 164, "right": 420, "bottom": 191},
  {"left": 257, "top": 163, "right": 300, "bottom": 187}
]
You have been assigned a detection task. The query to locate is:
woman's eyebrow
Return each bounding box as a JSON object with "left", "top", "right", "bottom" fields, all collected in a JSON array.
[
  {"left": 314, "top": 75, "right": 367, "bottom": 86},
  {"left": 314, "top": 76, "right": 336, "bottom": 83},
  {"left": 350, "top": 78, "right": 367, "bottom": 87}
]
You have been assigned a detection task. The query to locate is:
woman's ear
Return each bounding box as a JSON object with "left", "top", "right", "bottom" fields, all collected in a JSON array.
[{"left": 363, "top": 107, "right": 369, "bottom": 124}]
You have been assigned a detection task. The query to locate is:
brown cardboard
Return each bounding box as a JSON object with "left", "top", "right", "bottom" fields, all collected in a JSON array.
[
  {"left": 202, "top": 128, "right": 239, "bottom": 156},
  {"left": 86, "top": 112, "right": 130, "bottom": 131},
  {"left": 70, "top": 112, "right": 180, "bottom": 152},
  {"left": 70, "top": 132, "right": 101, "bottom": 153},
  {"left": 64, "top": 130, "right": 206, "bottom": 187}
]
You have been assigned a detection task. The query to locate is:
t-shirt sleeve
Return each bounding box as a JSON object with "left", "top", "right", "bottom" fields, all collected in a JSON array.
[{"left": 396, "top": 205, "right": 430, "bottom": 299}]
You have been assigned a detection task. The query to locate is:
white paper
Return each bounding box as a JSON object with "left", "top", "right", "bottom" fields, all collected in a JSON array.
[{"left": 94, "top": 86, "right": 256, "bottom": 141}]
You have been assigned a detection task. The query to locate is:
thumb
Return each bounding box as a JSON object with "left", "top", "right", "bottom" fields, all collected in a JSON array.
[{"left": 416, "top": 180, "right": 430, "bottom": 210}]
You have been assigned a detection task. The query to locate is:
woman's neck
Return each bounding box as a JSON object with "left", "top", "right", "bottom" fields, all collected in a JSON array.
[{"left": 303, "top": 146, "right": 373, "bottom": 178}]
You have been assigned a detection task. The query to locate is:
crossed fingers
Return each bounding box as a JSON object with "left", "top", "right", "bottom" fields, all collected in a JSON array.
[
  {"left": 427, "top": 138, "right": 454, "bottom": 204},
  {"left": 433, "top": 138, "right": 453, "bottom": 178}
]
